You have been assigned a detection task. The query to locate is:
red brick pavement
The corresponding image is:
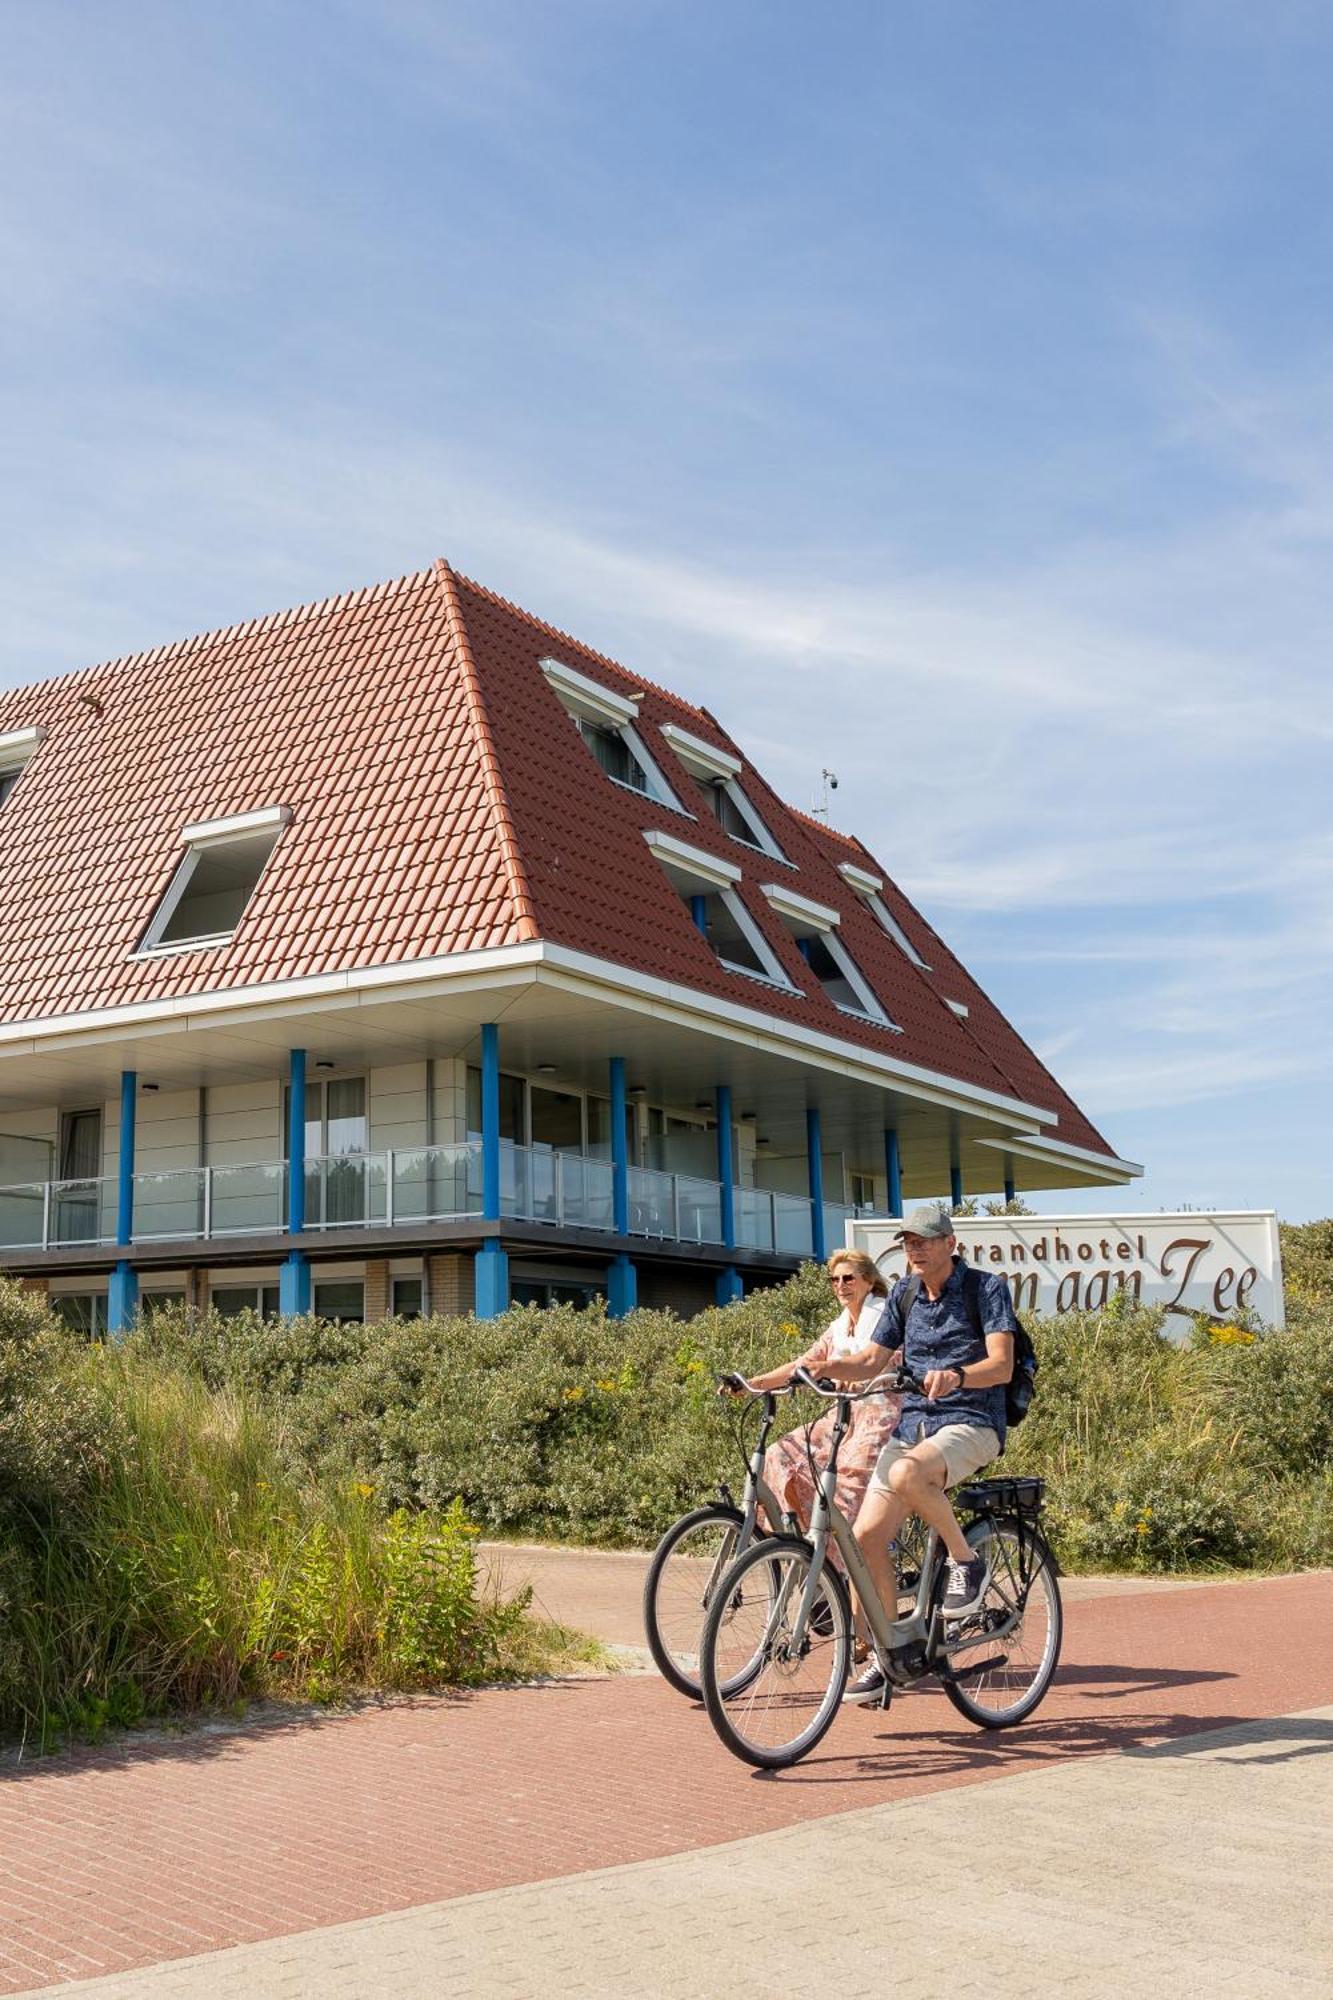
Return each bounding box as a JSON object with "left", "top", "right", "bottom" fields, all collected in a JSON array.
[{"left": 2, "top": 1572, "right": 1331, "bottom": 1994}]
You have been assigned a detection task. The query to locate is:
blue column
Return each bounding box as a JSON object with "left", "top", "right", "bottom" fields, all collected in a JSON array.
[
  {"left": 107, "top": 1070, "right": 139, "bottom": 1335},
  {"left": 475, "top": 1022, "right": 509, "bottom": 1318},
  {"left": 884, "top": 1127, "right": 902, "bottom": 1217},
  {"left": 714, "top": 1083, "right": 742, "bottom": 1304},
  {"left": 1004, "top": 1173, "right": 1016, "bottom": 1206},
  {"left": 950, "top": 1162, "right": 964, "bottom": 1209},
  {"left": 607, "top": 1057, "right": 637, "bottom": 1317},
  {"left": 807, "top": 1106, "right": 826, "bottom": 1263},
  {"left": 690, "top": 894, "right": 708, "bottom": 934},
  {"left": 279, "top": 1048, "right": 311, "bottom": 1316}
]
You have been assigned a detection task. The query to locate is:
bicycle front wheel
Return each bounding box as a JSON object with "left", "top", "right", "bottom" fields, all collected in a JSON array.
[
  {"left": 700, "top": 1535, "right": 851, "bottom": 1769},
  {"left": 940, "top": 1519, "right": 1062, "bottom": 1728},
  {"left": 643, "top": 1504, "right": 745, "bottom": 1698}
]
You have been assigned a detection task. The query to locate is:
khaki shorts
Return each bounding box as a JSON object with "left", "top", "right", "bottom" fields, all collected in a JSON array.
[{"left": 871, "top": 1423, "right": 1001, "bottom": 1493}]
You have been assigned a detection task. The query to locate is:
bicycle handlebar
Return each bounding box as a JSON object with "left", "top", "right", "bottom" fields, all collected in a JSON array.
[{"left": 789, "top": 1363, "right": 927, "bottom": 1399}]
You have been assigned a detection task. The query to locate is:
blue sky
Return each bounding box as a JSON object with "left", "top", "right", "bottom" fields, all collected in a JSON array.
[{"left": 2, "top": 1, "right": 1330, "bottom": 1220}]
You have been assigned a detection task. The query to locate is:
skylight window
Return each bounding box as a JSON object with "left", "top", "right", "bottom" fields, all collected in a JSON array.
[
  {"left": 761, "top": 882, "right": 897, "bottom": 1027},
  {"left": 659, "top": 720, "right": 789, "bottom": 861},
  {"left": 0, "top": 727, "right": 46, "bottom": 811},
  {"left": 837, "top": 860, "right": 930, "bottom": 969},
  {"left": 541, "top": 657, "right": 683, "bottom": 811},
  {"left": 643, "top": 830, "right": 794, "bottom": 990},
  {"left": 139, "top": 807, "right": 291, "bottom": 953}
]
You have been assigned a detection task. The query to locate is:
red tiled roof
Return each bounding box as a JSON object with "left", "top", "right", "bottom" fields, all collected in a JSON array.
[{"left": 0, "top": 559, "right": 1118, "bottom": 1158}]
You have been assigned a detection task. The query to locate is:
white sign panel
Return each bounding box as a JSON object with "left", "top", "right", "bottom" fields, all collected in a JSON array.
[{"left": 848, "top": 1211, "right": 1285, "bottom": 1328}]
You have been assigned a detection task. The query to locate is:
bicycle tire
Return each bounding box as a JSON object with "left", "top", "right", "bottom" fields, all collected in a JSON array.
[
  {"left": 700, "top": 1534, "right": 851, "bottom": 1769},
  {"left": 938, "top": 1518, "right": 1062, "bottom": 1729},
  {"left": 642, "top": 1503, "right": 746, "bottom": 1698}
]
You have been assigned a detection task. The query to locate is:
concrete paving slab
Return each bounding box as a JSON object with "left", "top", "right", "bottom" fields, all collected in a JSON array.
[{"left": 15, "top": 1705, "right": 1333, "bottom": 1999}]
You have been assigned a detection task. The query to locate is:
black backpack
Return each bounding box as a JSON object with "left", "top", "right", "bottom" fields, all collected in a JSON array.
[{"left": 896, "top": 1264, "right": 1037, "bottom": 1427}]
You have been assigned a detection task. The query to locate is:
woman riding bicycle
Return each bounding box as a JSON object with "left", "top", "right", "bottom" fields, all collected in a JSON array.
[{"left": 724, "top": 1248, "right": 902, "bottom": 1543}]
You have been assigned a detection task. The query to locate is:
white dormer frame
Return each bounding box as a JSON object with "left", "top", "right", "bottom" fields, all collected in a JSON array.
[
  {"left": 137, "top": 805, "right": 292, "bottom": 955},
  {"left": 0, "top": 726, "right": 47, "bottom": 805},
  {"left": 541, "top": 657, "right": 684, "bottom": 812},
  {"left": 643, "top": 833, "right": 795, "bottom": 990},
  {"left": 837, "top": 860, "right": 930, "bottom": 969},
  {"left": 659, "top": 720, "right": 789, "bottom": 861},
  {"left": 642, "top": 829, "right": 742, "bottom": 890},
  {"left": 762, "top": 881, "right": 897, "bottom": 1028}
]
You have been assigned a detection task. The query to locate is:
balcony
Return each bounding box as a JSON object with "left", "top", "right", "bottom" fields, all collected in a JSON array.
[{"left": 0, "top": 1144, "right": 853, "bottom": 1260}]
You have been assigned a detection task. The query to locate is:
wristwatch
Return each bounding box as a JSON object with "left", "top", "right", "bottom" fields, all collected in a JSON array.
[{"left": 951, "top": 1366, "right": 966, "bottom": 1391}]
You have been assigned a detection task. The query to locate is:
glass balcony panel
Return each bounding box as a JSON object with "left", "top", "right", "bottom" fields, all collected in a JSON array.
[
  {"left": 627, "top": 1163, "right": 674, "bottom": 1238},
  {"left": 304, "top": 1154, "right": 385, "bottom": 1229},
  {"left": 391, "top": 1142, "right": 479, "bottom": 1223},
  {"left": 559, "top": 1154, "right": 615, "bottom": 1231},
  {"left": 134, "top": 1168, "right": 207, "bottom": 1241},
  {"left": 673, "top": 1171, "right": 725, "bottom": 1246},
  {"left": 210, "top": 1161, "right": 284, "bottom": 1236},
  {"left": 823, "top": 1202, "right": 853, "bottom": 1255},
  {"left": 50, "top": 1177, "right": 113, "bottom": 1246},
  {"left": 773, "top": 1190, "right": 814, "bottom": 1257},
  {"left": 735, "top": 1187, "right": 775, "bottom": 1252},
  {"left": 0, "top": 1182, "right": 48, "bottom": 1251}
]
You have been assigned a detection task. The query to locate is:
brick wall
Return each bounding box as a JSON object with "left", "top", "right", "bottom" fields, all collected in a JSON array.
[{"left": 427, "top": 1253, "right": 473, "bottom": 1317}]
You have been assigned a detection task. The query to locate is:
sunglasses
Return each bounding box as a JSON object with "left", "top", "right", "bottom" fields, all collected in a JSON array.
[{"left": 829, "top": 1272, "right": 861, "bottom": 1286}]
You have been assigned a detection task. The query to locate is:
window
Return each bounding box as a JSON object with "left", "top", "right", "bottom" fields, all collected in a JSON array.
[
  {"left": 140, "top": 807, "right": 290, "bottom": 953},
  {"left": 541, "top": 657, "right": 682, "bottom": 810},
  {"left": 761, "top": 883, "right": 897, "bottom": 1027},
  {"left": 212, "top": 1284, "right": 281, "bottom": 1320},
  {"left": 511, "top": 1277, "right": 602, "bottom": 1309},
  {"left": 466, "top": 1065, "right": 525, "bottom": 1141},
  {"left": 314, "top": 1280, "right": 365, "bottom": 1323},
  {"left": 391, "top": 1276, "right": 423, "bottom": 1319},
  {"left": 53, "top": 1293, "right": 107, "bottom": 1339},
  {"left": 850, "top": 1172, "right": 877, "bottom": 1212},
  {"left": 0, "top": 726, "right": 45, "bottom": 812},
  {"left": 659, "top": 722, "right": 789, "bottom": 860},
  {"left": 643, "top": 831, "right": 794, "bottom": 989},
  {"left": 836, "top": 861, "right": 930, "bottom": 969}
]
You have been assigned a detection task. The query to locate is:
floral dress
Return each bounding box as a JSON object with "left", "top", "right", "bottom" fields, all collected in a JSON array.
[{"left": 761, "top": 1293, "right": 902, "bottom": 1544}]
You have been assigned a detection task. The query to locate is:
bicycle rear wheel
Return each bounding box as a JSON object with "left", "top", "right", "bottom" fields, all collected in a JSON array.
[
  {"left": 700, "top": 1535, "right": 851, "bottom": 1769},
  {"left": 939, "top": 1519, "right": 1062, "bottom": 1728},
  {"left": 643, "top": 1504, "right": 745, "bottom": 1698}
]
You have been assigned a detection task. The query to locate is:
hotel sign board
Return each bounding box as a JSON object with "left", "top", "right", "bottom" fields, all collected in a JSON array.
[{"left": 847, "top": 1211, "right": 1285, "bottom": 1328}]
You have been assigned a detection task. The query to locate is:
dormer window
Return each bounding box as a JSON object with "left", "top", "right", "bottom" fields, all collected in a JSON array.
[
  {"left": 761, "top": 882, "right": 898, "bottom": 1027},
  {"left": 658, "top": 721, "right": 788, "bottom": 860},
  {"left": 837, "top": 860, "right": 930, "bottom": 969},
  {"left": 0, "top": 726, "right": 46, "bottom": 810},
  {"left": 643, "top": 830, "right": 794, "bottom": 990},
  {"left": 541, "top": 657, "right": 682, "bottom": 811},
  {"left": 138, "top": 806, "right": 291, "bottom": 954}
]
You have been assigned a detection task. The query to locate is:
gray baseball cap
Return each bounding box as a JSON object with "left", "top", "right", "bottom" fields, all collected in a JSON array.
[{"left": 891, "top": 1201, "right": 957, "bottom": 1242}]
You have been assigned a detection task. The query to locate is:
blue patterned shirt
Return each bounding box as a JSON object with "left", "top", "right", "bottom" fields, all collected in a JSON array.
[{"left": 871, "top": 1258, "right": 1018, "bottom": 1448}]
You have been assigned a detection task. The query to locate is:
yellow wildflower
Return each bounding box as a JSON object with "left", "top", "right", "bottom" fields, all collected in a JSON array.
[
  {"left": 353, "top": 1481, "right": 374, "bottom": 1499},
  {"left": 563, "top": 1385, "right": 585, "bottom": 1402},
  {"left": 595, "top": 1378, "right": 618, "bottom": 1393}
]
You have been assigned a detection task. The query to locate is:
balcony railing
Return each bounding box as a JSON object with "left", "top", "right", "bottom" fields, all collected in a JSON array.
[{"left": 0, "top": 1143, "right": 850, "bottom": 1260}]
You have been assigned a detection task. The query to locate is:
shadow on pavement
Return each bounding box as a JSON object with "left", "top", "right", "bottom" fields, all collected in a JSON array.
[{"left": 1128, "top": 1714, "right": 1333, "bottom": 1765}]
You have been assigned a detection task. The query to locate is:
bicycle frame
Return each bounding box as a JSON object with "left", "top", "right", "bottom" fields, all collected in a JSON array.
[
  {"left": 721, "top": 1390, "right": 794, "bottom": 1546},
  {"left": 785, "top": 1388, "right": 1030, "bottom": 1683}
]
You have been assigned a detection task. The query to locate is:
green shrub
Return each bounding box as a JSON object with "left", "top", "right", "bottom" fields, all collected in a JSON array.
[{"left": 0, "top": 1296, "right": 533, "bottom": 1745}]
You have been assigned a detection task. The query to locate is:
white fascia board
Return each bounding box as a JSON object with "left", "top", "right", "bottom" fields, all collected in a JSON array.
[
  {"left": 761, "top": 883, "right": 841, "bottom": 930},
  {"left": 0, "top": 933, "right": 1063, "bottom": 1138},
  {"left": 0, "top": 942, "right": 549, "bottom": 1054},
  {"left": 535, "top": 942, "right": 1058, "bottom": 1130},
  {"left": 180, "top": 806, "right": 292, "bottom": 848},
  {"left": 659, "top": 721, "right": 742, "bottom": 781},
  {"left": 539, "top": 656, "right": 637, "bottom": 728},
  {"left": 643, "top": 828, "right": 742, "bottom": 888},
  {"left": 0, "top": 726, "right": 47, "bottom": 768},
  {"left": 975, "top": 1132, "right": 1145, "bottom": 1179},
  {"left": 837, "top": 860, "right": 882, "bottom": 896}
]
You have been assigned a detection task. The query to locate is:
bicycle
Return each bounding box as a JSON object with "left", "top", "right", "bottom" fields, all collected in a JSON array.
[
  {"left": 642, "top": 1382, "right": 798, "bottom": 1697},
  {"left": 698, "top": 1367, "right": 1063, "bottom": 1768},
  {"left": 644, "top": 1375, "right": 929, "bottom": 1700}
]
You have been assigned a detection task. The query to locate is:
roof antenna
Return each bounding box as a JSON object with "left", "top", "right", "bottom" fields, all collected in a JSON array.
[{"left": 812, "top": 768, "right": 838, "bottom": 820}]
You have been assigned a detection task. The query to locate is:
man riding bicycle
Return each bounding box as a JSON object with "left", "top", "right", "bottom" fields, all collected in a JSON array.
[{"left": 813, "top": 1200, "right": 1018, "bottom": 1707}]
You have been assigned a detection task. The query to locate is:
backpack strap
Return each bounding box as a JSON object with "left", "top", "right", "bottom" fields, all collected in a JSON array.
[{"left": 961, "top": 1262, "right": 986, "bottom": 1339}]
